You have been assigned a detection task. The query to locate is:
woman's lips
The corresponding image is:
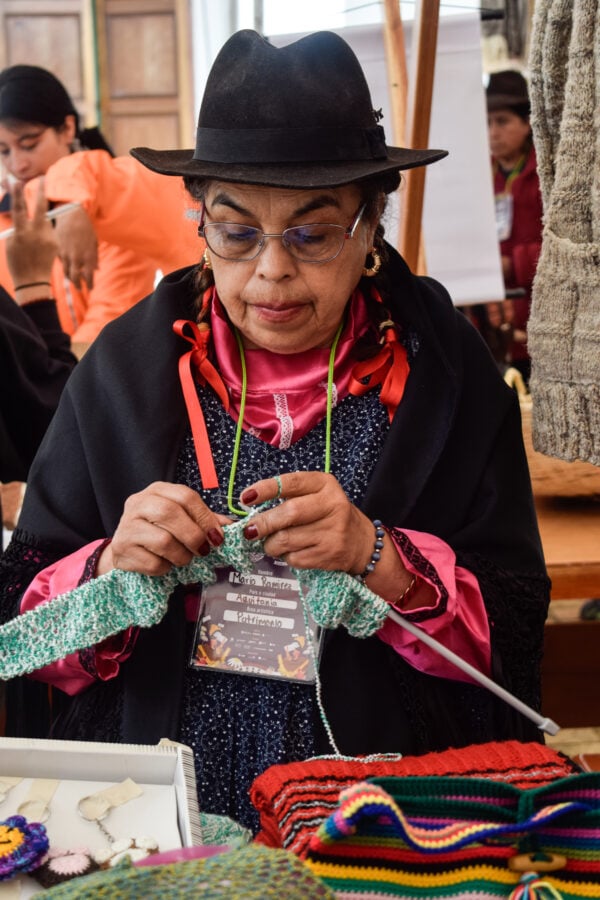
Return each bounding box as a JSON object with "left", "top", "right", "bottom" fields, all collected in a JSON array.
[{"left": 252, "top": 303, "right": 306, "bottom": 323}]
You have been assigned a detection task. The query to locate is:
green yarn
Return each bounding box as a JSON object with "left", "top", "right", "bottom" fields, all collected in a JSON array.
[
  {"left": 197, "top": 813, "right": 251, "bottom": 847},
  {"left": 0, "top": 504, "right": 389, "bottom": 681},
  {"left": 36, "top": 844, "right": 337, "bottom": 899}
]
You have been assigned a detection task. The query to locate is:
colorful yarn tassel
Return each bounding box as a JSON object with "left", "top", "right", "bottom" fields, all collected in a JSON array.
[{"left": 508, "top": 872, "right": 563, "bottom": 899}]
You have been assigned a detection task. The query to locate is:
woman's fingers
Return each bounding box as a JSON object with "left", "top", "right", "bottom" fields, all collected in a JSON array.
[
  {"left": 54, "top": 206, "right": 99, "bottom": 289},
  {"left": 6, "top": 179, "right": 59, "bottom": 293},
  {"left": 32, "top": 176, "right": 50, "bottom": 222},
  {"left": 8, "top": 180, "right": 28, "bottom": 228},
  {"left": 110, "top": 482, "right": 229, "bottom": 574},
  {"left": 240, "top": 471, "right": 324, "bottom": 509},
  {"left": 239, "top": 472, "right": 373, "bottom": 573}
]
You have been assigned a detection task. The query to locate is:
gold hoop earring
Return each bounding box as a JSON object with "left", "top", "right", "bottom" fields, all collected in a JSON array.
[
  {"left": 362, "top": 247, "right": 382, "bottom": 277},
  {"left": 202, "top": 249, "right": 212, "bottom": 270}
]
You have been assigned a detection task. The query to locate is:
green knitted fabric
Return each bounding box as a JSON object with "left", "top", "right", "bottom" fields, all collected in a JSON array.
[
  {"left": 197, "top": 813, "right": 251, "bottom": 847},
  {"left": 0, "top": 510, "right": 389, "bottom": 681},
  {"left": 36, "top": 844, "right": 336, "bottom": 899}
]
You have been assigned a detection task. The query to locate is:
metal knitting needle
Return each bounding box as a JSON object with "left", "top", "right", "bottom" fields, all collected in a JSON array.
[
  {"left": 385, "top": 607, "right": 560, "bottom": 735},
  {"left": 0, "top": 202, "right": 81, "bottom": 240}
]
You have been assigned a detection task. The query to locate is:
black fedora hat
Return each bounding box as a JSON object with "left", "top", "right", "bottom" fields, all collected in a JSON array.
[
  {"left": 131, "top": 30, "right": 447, "bottom": 188},
  {"left": 486, "top": 70, "right": 530, "bottom": 114}
]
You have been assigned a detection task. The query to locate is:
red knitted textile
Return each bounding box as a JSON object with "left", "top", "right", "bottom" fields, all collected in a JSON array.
[{"left": 249, "top": 741, "right": 579, "bottom": 857}]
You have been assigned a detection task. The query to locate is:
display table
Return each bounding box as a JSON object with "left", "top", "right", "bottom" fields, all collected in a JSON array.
[
  {"left": 535, "top": 495, "right": 600, "bottom": 600},
  {"left": 535, "top": 495, "right": 600, "bottom": 728}
]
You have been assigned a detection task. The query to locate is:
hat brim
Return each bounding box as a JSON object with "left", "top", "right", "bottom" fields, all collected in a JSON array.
[
  {"left": 486, "top": 95, "right": 530, "bottom": 112},
  {"left": 130, "top": 145, "right": 448, "bottom": 188}
]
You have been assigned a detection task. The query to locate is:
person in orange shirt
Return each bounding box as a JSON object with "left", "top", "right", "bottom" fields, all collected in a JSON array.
[
  {"left": 0, "top": 66, "right": 200, "bottom": 353},
  {"left": 38, "top": 145, "right": 201, "bottom": 293}
]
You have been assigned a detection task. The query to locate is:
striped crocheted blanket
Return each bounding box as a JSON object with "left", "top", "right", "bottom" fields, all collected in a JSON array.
[{"left": 249, "top": 741, "right": 579, "bottom": 857}]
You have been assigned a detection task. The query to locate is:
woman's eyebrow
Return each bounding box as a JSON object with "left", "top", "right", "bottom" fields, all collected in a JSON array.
[
  {"left": 292, "top": 195, "right": 342, "bottom": 218},
  {"left": 208, "top": 192, "right": 342, "bottom": 219},
  {"left": 209, "top": 192, "right": 249, "bottom": 215}
]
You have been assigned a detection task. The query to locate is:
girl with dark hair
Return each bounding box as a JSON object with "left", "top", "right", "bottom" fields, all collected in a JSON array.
[{"left": 0, "top": 65, "right": 157, "bottom": 350}]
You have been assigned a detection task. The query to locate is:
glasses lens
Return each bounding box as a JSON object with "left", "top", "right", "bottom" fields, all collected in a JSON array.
[
  {"left": 203, "top": 223, "right": 262, "bottom": 259},
  {"left": 283, "top": 224, "right": 345, "bottom": 262}
]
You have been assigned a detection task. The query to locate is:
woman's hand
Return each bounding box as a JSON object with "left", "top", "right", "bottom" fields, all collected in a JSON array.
[
  {"left": 239, "top": 471, "right": 376, "bottom": 575},
  {"left": 53, "top": 204, "right": 98, "bottom": 290},
  {"left": 97, "top": 482, "right": 232, "bottom": 576},
  {"left": 240, "top": 471, "right": 424, "bottom": 607},
  {"left": 6, "top": 179, "right": 58, "bottom": 302}
]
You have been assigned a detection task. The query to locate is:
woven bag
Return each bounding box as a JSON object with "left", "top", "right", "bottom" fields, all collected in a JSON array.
[{"left": 305, "top": 772, "right": 600, "bottom": 899}]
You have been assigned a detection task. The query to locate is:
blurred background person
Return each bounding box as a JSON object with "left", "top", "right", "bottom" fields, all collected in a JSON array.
[
  {"left": 0, "top": 65, "right": 157, "bottom": 355},
  {"left": 486, "top": 69, "right": 542, "bottom": 385},
  {"left": 1, "top": 179, "right": 76, "bottom": 549},
  {"left": 0, "top": 177, "right": 76, "bottom": 734}
]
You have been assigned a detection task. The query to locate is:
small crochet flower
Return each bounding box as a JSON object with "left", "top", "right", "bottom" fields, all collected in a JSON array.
[
  {"left": 94, "top": 836, "right": 159, "bottom": 869},
  {"left": 0, "top": 815, "right": 49, "bottom": 881},
  {"left": 31, "top": 846, "right": 99, "bottom": 888}
]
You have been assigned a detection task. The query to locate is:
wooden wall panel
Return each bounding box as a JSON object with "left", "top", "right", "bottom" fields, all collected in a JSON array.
[
  {"left": 107, "top": 13, "right": 177, "bottom": 96},
  {"left": 110, "top": 113, "right": 180, "bottom": 153},
  {"left": 0, "top": 1, "right": 192, "bottom": 158},
  {"left": 0, "top": 1, "right": 95, "bottom": 125},
  {"left": 96, "top": 0, "right": 193, "bottom": 156}
]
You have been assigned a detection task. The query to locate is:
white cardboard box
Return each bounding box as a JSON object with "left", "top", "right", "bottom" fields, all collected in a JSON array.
[{"left": 0, "top": 736, "right": 202, "bottom": 897}]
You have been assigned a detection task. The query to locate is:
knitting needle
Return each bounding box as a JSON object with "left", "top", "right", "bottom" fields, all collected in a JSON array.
[
  {"left": 0, "top": 202, "right": 81, "bottom": 240},
  {"left": 385, "top": 607, "right": 560, "bottom": 735}
]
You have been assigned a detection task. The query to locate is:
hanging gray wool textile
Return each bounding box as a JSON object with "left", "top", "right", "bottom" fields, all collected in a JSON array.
[{"left": 528, "top": 0, "right": 600, "bottom": 465}]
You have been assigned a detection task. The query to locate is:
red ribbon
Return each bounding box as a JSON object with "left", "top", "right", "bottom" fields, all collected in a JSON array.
[
  {"left": 348, "top": 292, "right": 410, "bottom": 422},
  {"left": 173, "top": 318, "right": 229, "bottom": 490}
]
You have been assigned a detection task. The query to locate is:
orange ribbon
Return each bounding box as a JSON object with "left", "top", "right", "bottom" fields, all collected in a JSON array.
[
  {"left": 349, "top": 321, "right": 410, "bottom": 422},
  {"left": 173, "top": 318, "right": 229, "bottom": 490}
]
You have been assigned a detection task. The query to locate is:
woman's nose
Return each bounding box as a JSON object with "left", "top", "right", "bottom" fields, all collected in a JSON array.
[
  {"left": 254, "top": 235, "right": 297, "bottom": 280},
  {"left": 6, "top": 149, "right": 30, "bottom": 180}
]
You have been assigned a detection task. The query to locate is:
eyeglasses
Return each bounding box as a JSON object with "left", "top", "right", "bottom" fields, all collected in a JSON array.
[{"left": 198, "top": 203, "right": 366, "bottom": 263}]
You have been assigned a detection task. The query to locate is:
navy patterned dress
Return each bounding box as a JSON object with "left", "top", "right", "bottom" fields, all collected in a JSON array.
[{"left": 177, "top": 387, "right": 389, "bottom": 831}]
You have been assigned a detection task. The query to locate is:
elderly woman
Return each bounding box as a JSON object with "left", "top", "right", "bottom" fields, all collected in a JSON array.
[{"left": 0, "top": 31, "right": 548, "bottom": 832}]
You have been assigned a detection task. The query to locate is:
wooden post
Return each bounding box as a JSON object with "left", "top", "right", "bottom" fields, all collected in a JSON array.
[
  {"left": 382, "top": 0, "right": 409, "bottom": 145},
  {"left": 398, "top": 0, "right": 440, "bottom": 272}
]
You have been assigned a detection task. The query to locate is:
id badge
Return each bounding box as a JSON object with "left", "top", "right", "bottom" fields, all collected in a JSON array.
[
  {"left": 189, "top": 557, "right": 322, "bottom": 683},
  {"left": 495, "top": 193, "right": 513, "bottom": 241}
]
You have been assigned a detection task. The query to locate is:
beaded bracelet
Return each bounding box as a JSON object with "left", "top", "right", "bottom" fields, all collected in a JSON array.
[{"left": 356, "top": 519, "right": 385, "bottom": 583}]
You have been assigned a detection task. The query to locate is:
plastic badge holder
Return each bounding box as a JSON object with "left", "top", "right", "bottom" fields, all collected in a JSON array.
[{"left": 189, "top": 556, "right": 322, "bottom": 683}]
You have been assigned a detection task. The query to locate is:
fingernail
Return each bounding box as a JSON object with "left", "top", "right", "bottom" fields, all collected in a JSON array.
[
  {"left": 244, "top": 524, "right": 259, "bottom": 540},
  {"left": 198, "top": 540, "right": 211, "bottom": 557},
  {"left": 240, "top": 488, "right": 258, "bottom": 505},
  {"left": 208, "top": 529, "right": 223, "bottom": 547}
]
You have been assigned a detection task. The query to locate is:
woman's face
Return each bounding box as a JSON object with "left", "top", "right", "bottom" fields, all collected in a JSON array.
[
  {"left": 203, "top": 182, "right": 376, "bottom": 353},
  {"left": 487, "top": 109, "right": 531, "bottom": 169},
  {"left": 0, "top": 116, "right": 75, "bottom": 182}
]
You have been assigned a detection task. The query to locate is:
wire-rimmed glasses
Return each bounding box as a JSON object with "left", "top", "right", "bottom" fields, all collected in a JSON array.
[{"left": 198, "top": 203, "right": 366, "bottom": 263}]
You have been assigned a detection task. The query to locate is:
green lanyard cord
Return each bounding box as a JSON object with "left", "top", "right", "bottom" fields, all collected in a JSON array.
[
  {"left": 496, "top": 152, "right": 527, "bottom": 195},
  {"left": 227, "top": 319, "right": 345, "bottom": 517},
  {"left": 324, "top": 320, "right": 344, "bottom": 474},
  {"left": 227, "top": 328, "right": 249, "bottom": 516}
]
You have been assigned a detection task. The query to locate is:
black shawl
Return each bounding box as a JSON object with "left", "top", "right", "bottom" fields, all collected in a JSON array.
[{"left": 0, "top": 247, "right": 550, "bottom": 753}]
